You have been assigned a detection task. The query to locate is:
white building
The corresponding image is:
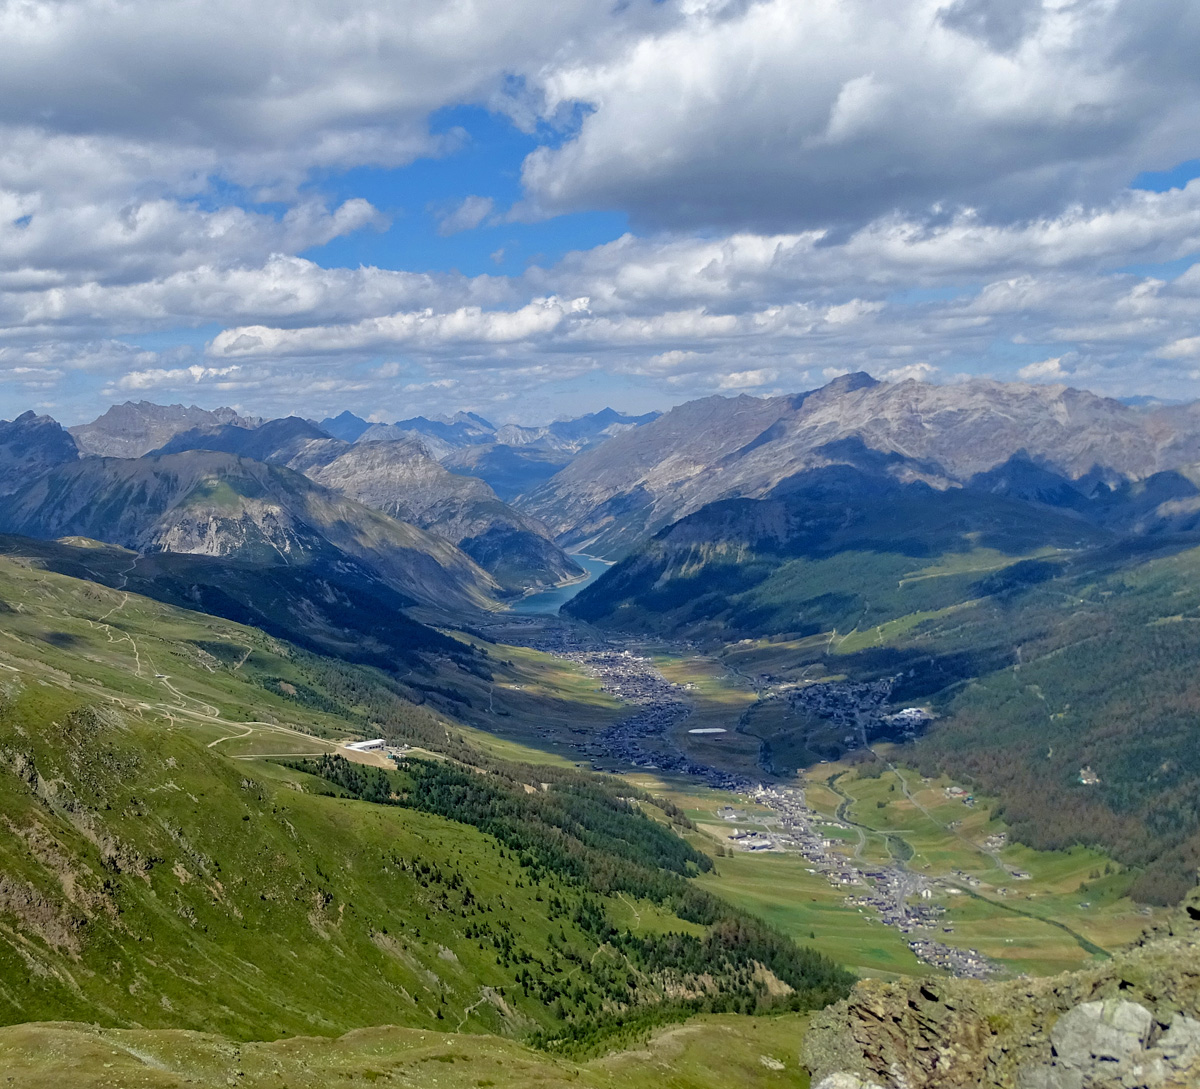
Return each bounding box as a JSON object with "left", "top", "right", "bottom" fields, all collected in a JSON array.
[{"left": 344, "top": 738, "right": 386, "bottom": 752}]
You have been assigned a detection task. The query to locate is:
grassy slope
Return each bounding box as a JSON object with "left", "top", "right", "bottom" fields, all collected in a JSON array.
[
  {"left": 0, "top": 547, "right": 843, "bottom": 1086},
  {"left": 0, "top": 1013, "right": 811, "bottom": 1088},
  {"left": 0, "top": 678, "right": 608, "bottom": 1039},
  {"left": 564, "top": 473, "right": 1106, "bottom": 639}
]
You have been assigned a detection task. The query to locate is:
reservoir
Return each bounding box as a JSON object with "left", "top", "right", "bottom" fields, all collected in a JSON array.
[{"left": 511, "top": 554, "right": 612, "bottom": 615}]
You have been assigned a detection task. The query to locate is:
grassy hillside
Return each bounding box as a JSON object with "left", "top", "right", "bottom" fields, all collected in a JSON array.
[
  {"left": 706, "top": 537, "right": 1200, "bottom": 905},
  {"left": 564, "top": 467, "right": 1106, "bottom": 638},
  {"left": 1, "top": 1012, "right": 814, "bottom": 1088},
  {"left": 0, "top": 533, "right": 480, "bottom": 676},
  {"left": 0, "top": 547, "right": 849, "bottom": 1052}
]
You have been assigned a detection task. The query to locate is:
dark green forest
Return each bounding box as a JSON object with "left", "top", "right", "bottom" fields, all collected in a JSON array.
[{"left": 294, "top": 753, "right": 853, "bottom": 1049}]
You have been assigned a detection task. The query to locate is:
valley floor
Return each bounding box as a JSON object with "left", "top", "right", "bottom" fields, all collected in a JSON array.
[{"left": 463, "top": 614, "right": 1161, "bottom": 982}]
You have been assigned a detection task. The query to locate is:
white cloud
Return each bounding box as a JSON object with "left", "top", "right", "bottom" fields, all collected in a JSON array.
[
  {"left": 1158, "top": 337, "right": 1200, "bottom": 360},
  {"left": 115, "top": 364, "right": 242, "bottom": 391},
  {"left": 436, "top": 196, "right": 496, "bottom": 236},
  {"left": 521, "top": 0, "right": 1200, "bottom": 231},
  {"left": 718, "top": 368, "right": 777, "bottom": 389},
  {"left": 4, "top": 0, "right": 1200, "bottom": 420},
  {"left": 0, "top": 1, "right": 625, "bottom": 187},
  {"left": 1018, "top": 357, "right": 1069, "bottom": 382},
  {"left": 880, "top": 362, "right": 939, "bottom": 383}
]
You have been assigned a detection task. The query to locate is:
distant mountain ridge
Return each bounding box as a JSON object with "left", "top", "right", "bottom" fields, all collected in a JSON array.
[
  {"left": 522, "top": 373, "right": 1200, "bottom": 558},
  {"left": 315, "top": 405, "right": 660, "bottom": 501},
  {"left": 69, "top": 400, "right": 261, "bottom": 457},
  {"left": 0, "top": 450, "right": 502, "bottom": 612},
  {"left": 155, "top": 417, "right": 582, "bottom": 593},
  {"left": 320, "top": 406, "right": 660, "bottom": 455}
]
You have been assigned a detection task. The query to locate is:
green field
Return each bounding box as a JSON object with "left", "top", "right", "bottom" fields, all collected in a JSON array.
[
  {"left": 619, "top": 743, "right": 1160, "bottom": 982},
  {"left": 798, "top": 756, "right": 1158, "bottom": 976}
]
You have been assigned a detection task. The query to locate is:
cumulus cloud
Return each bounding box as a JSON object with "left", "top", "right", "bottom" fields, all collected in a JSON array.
[
  {"left": 880, "top": 362, "right": 939, "bottom": 384},
  {"left": 1018, "top": 357, "right": 1070, "bottom": 381},
  {"left": 520, "top": 0, "right": 1200, "bottom": 231},
  {"left": 115, "top": 364, "right": 243, "bottom": 391},
  {"left": 5, "top": 0, "right": 1200, "bottom": 420},
  {"left": 0, "top": 0, "right": 630, "bottom": 186},
  {"left": 718, "top": 368, "right": 777, "bottom": 389}
]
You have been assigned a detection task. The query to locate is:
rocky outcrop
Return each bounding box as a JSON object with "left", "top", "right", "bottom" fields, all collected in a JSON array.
[{"left": 805, "top": 889, "right": 1200, "bottom": 1089}]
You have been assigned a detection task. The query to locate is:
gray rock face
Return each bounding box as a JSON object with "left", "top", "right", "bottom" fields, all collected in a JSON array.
[
  {"left": 69, "top": 401, "right": 260, "bottom": 458},
  {"left": 1049, "top": 1000, "right": 1152, "bottom": 1067},
  {"left": 1016, "top": 1002, "right": 1200, "bottom": 1088},
  {"left": 814, "top": 1075, "right": 889, "bottom": 1089},
  {"left": 522, "top": 374, "right": 1200, "bottom": 557}
]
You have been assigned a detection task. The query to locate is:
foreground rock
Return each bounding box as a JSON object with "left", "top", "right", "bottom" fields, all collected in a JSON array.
[{"left": 805, "top": 888, "right": 1200, "bottom": 1089}]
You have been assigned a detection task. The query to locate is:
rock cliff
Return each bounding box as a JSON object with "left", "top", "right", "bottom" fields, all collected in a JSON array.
[{"left": 804, "top": 887, "right": 1200, "bottom": 1089}]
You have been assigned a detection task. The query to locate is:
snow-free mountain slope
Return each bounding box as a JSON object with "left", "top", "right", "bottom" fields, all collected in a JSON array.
[
  {"left": 69, "top": 401, "right": 261, "bottom": 458},
  {"left": 156, "top": 419, "right": 582, "bottom": 592},
  {"left": 0, "top": 450, "right": 501, "bottom": 611},
  {"left": 0, "top": 410, "right": 79, "bottom": 497},
  {"left": 523, "top": 374, "right": 1200, "bottom": 558}
]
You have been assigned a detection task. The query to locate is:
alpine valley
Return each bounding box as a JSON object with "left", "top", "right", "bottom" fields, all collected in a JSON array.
[{"left": 4, "top": 376, "right": 1200, "bottom": 1088}]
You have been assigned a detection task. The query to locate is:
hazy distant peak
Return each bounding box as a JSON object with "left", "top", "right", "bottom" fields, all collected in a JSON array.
[
  {"left": 318, "top": 410, "right": 371, "bottom": 442},
  {"left": 153, "top": 415, "right": 331, "bottom": 462},
  {"left": 0, "top": 409, "right": 80, "bottom": 497},
  {"left": 70, "top": 400, "right": 261, "bottom": 458}
]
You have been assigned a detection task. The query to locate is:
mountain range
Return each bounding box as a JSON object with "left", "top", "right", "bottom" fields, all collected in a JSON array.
[
  {"left": 9, "top": 375, "right": 1200, "bottom": 1085},
  {"left": 0, "top": 448, "right": 502, "bottom": 613},
  {"left": 153, "top": 416, "right": 582, "bottom": 593},
  {"left": 521, "top": 372, "right": 1200, "bottom": 557},
  {"left": 68, "top": 400, "right": 262, "bottom": 458}
]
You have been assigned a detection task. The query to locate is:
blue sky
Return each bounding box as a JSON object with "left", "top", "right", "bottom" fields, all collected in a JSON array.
[
  {"left": 4, "top": 0, "right": 1200, "bottom": 424},
  {"left": 301, "top": 107, "right": 629, "bottom": 279}
]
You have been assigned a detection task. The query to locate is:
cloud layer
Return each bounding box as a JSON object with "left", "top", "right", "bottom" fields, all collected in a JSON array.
[{"left": 1, "top": 0, "right": 1200, "bottom": 421}]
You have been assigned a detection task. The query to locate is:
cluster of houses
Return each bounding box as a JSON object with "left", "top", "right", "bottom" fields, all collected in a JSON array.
[
  {"left": 908, "top": 938, "right": 996, "bottom": 978},
  {"left": 477, "top": 615, "right": 999, "bottom": 980},
  {"left": 747, "top": 783, "right": 999, "bottom": 979},
  {"left": 786, "top": 677, "right": 933, "bottom": 752},
  {"left": 545, "top": 649, "right": 756, "bottom": 792}
]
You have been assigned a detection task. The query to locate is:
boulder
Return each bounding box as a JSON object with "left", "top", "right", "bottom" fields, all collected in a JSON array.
[{"left": 1049, "top": 999, "right": 1152, "bottom": 1066}]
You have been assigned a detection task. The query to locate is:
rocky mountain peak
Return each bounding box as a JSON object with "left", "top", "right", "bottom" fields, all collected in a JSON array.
[
  {"left": 69, "top": 400, "right": 261, "bottom": 458},
  {"left": 0, "top": 409, "right": 80, "bottom": 497}
]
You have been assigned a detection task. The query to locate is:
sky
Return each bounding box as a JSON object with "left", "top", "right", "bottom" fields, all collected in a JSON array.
[{"left": 3, "top": 0, "right": 1200, "bottom": 425}]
